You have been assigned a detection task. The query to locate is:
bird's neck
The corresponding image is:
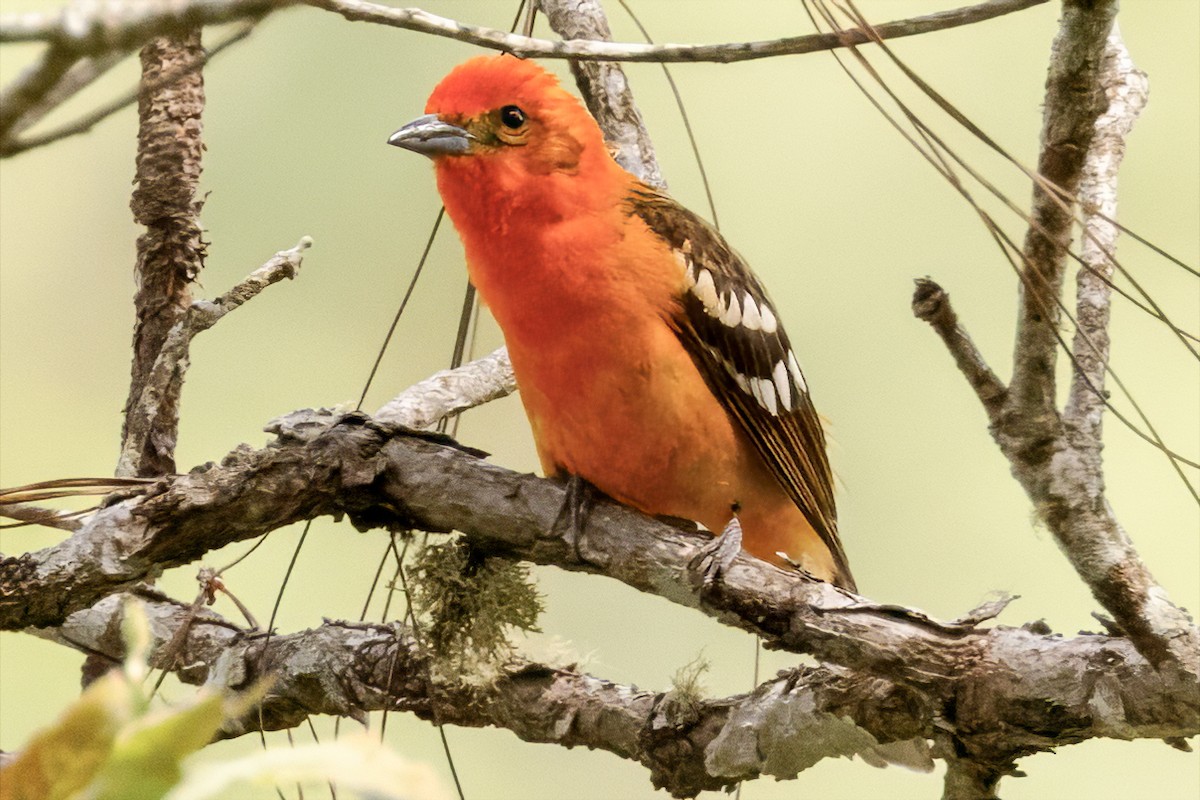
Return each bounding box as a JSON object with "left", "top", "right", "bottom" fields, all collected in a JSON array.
[{"left": 436, "top": 158, "right": 651, "bottom": 341}]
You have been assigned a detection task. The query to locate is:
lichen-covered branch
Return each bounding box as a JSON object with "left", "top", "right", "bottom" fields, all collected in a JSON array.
[
  {"left": 2, "top": 409, "right": 1197, "bottom": 723},
  {"left": 1064, "top": 30, "right": 1146, "bottom": 436},
  {"left": 1006, "top": 0, "right": 1115, "bottom": 432},
  {"left": 42, "top": 589, "right": 1197, "bottom": 798},
  {"left": 374, "top": 347, "right": 515, "bottom": 429}
]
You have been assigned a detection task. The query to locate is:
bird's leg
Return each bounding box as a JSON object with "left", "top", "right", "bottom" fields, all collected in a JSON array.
[
  {"left": 687, "top": 514, "right": 744, "bottom": 593},
  {"left": 549, "top": 473, "right": 607, "bottom": 567}
]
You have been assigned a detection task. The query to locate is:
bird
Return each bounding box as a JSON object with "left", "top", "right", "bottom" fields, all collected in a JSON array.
[{"left": 388, "top": 54, "right": 855, "bottom": 591}]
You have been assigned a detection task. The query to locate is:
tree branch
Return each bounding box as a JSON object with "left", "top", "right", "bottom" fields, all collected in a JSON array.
[
  {"left": 118, "top": 238, "right": 310, "bottom": 472},
  {"left": 310, "top": 0, "right": 1049, "bottom": 63},
  {"left": 1064, "top": 28, "right": 1146, "bottom": 436},
  {"left": 539, "top": 0, "right": 665, "bottom": 188},
  {"left": 0, "top": 22, "right": 254, "bottom": 158},
  {"left": 916, "top": 2, "right": 1197, "bottom": 675},
  {"left": 1006, "top": 0, "right": 1115, "bottom": 435},
  {"left": 119, "top": 30, "right": 208, "bottom": 478},
  {"left": 0, "top": 49, "right": 123, "bottom": 139},
  {"left": 374, "top": 347, "right": 515, "bottom": 430},
  {"left": 43, "top": 588, "right": 1198, "bottom": 798},
  {"left": 912, "top": 278, "right": 1008, "bottom": 422},
  {"left": 0, "top": 0, "right": 288, "bottom": 47},
  {"left": 2, "top": 407, "right": 1197, "bottom": 710},
  {"left": 0, "top": 0, "right": 1046, "bottom": 162},
  {"left": 0, "top": 44, "right": 78, "bottom": 138},
  {"left": 0, "top": 0, "right": 1051, "bottom": 62},
  {"left": 2, "top": 0, "right": 1047, "bottom": 61}
]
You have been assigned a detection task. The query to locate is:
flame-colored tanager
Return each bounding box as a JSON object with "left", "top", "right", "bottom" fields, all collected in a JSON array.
[{"left": 389, "top": 55, "right": 855, "bottom": 591}]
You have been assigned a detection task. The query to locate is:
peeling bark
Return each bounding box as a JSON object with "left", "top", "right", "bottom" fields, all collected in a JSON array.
[{"left": 121, "top": 31, "right": 207, "bottom": 477}]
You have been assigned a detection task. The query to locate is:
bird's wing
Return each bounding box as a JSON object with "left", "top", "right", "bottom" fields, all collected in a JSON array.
[{"left": 625, "top": 185, "right": 854, "bottom": 590}]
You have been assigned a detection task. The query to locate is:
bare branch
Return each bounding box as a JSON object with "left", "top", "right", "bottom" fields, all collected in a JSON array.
[
  {"left": 912, "top": 278, "right": 1007, "bottom": 421},
  {"left": 916, "top": 3, "right": 1197, "bottom": 674},
  {"left": 0, "top": 45, "right": 78, "bottom": 138},
  {"left": 539, "top": 0, "right": 664, "bottom": 187},
  {"left": 0, "top": 502, "right": 82, "bottom": 531},
  {"left": 4, "top": 49, "right": 125, "bottom": 138},
  {"left": 374, "top": 347, "right": 515, "bottom": 430},
  {"left": 0, "top": 22, "right": 254, "bottom": 158},
  {"left": 0, "top": 0, "right": 287, "bottom": 47},
  {"left": 194, "top": 237, "right": 311, "bottom": 330},
  {"left": 306, "top": 0, "right": 1047, "bottom": 63},
  {"left": 0, "top": 0, "right": 1048, "bottom": 62},
  {"left": 1006, "top": 0, "right": 1115, "bottom": 434},
  {"left": 2, "top": 409, "right": 1196, "bottom": 703}
]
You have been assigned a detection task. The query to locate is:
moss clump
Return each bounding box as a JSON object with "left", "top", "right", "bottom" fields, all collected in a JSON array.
[
  {"left": 662, "top": 653, "right": 711, "bottom": 726},
  {"left": 409, "top": 537, "right": 543, "bottom": 679}
]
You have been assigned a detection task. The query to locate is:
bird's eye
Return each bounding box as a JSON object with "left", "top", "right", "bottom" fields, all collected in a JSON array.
[{"left": 500, "top": 105, "right": 526, "bottom": 129}]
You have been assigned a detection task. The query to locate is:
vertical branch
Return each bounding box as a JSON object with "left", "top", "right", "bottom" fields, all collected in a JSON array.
[
  {"left": 119, "top": 32, "right": 207, "bottom": 478},
  {"left": 1005, "top": 0, "right": 1115, "bottom": 442},
  {"left": 1063, "top": 29, "right": 1146, "bottom": 438},
  {"left": 913, "top": 3, "right": 1196, "bottom": 673},
  {"left": 538, "top": 0, "right": 665, "bottom": 188},
  {"left": 999, "top": 7, "right": 1195, "bottom": 672}
]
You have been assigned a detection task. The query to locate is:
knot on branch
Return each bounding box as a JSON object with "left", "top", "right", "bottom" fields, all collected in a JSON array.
[
  {"left": 0, "top": 553, "right": 39, "bottom": 608},
  {"left": 641, "top": 692, "right": 733, "bottom": 797}
]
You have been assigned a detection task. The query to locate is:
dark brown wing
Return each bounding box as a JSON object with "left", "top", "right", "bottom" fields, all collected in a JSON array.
[{"left": 625, "top": 185, "right": 854, "bottom": 590}]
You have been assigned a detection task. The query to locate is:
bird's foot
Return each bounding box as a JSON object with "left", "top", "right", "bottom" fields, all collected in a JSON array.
[
  {"left": 687, "top": 516, "right": 743, "bottom": 593},
  {"left": 548, "top": 473, "right": 608, "bottom": 567}
]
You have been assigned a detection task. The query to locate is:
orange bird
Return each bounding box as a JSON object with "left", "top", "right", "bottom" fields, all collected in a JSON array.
[{"left": 389, "top": 55, "right": 854, "bottom": 591}]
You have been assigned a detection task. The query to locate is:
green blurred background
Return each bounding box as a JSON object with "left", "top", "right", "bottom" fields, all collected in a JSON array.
[{"left": 1, "top": 1, "right": 1197, "bottom": 797}]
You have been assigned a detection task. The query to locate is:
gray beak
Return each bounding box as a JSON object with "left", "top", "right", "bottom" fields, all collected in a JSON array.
[{"left": 388, "top": 114, "right": 474, "bottom": 158}]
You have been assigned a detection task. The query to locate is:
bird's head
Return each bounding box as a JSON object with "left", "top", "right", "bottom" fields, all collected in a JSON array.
[{"left": 389, "top": 55, "right": 614, "bottom": 185}]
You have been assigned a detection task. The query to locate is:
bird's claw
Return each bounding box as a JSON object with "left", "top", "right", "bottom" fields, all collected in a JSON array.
[
  {"left": 687, "top": 516, "right": 743, "bottom": 592},
  {"left": 548, "top": 473, "right": 608, "bottom": 567}
]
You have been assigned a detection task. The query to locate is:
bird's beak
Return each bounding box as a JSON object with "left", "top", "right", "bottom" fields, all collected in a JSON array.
[{"left": 388, "top": 114, "right": 474, "bottom": 158}]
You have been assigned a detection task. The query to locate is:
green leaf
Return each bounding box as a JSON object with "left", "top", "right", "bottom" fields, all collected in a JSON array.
[
  {"left": 0, "top": 671, "right": 133, "bottom": 800},
  {"left": 81, "top": 691, "right": 227, "bottom": 800}
]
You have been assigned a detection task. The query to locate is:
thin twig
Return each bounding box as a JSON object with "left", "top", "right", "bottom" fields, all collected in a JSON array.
[
  {"left": 912, "top": 279, "right": 1007, "bottom": 421},
  {"left": 0, "top": 0, "right": 289, "bottom": 46},
  {"left": 306, "top": 0, "right": 1046, "bottom": 63},
  {"left": 6, "top": 49, "right": 127, "bottom": 138},
  {"left": 0, "top": 502, "right": 84, "bottom": 531},
  {"left": 0, "top": 44, "right": 78, "bottom": 137},
  {"left": 1006, "top": 0, "right": 1116, "bottom": 432},
  {"left": 1, "top": 22, "right": 255, "bottom": 157},
  {"left": 118, "top": 238, "right": 309, "bottom": 475}
]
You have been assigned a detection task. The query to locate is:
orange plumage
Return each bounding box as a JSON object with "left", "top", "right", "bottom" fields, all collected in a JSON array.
[{"left": 390, "top": 55, "right": 854, "bottom": 590}]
